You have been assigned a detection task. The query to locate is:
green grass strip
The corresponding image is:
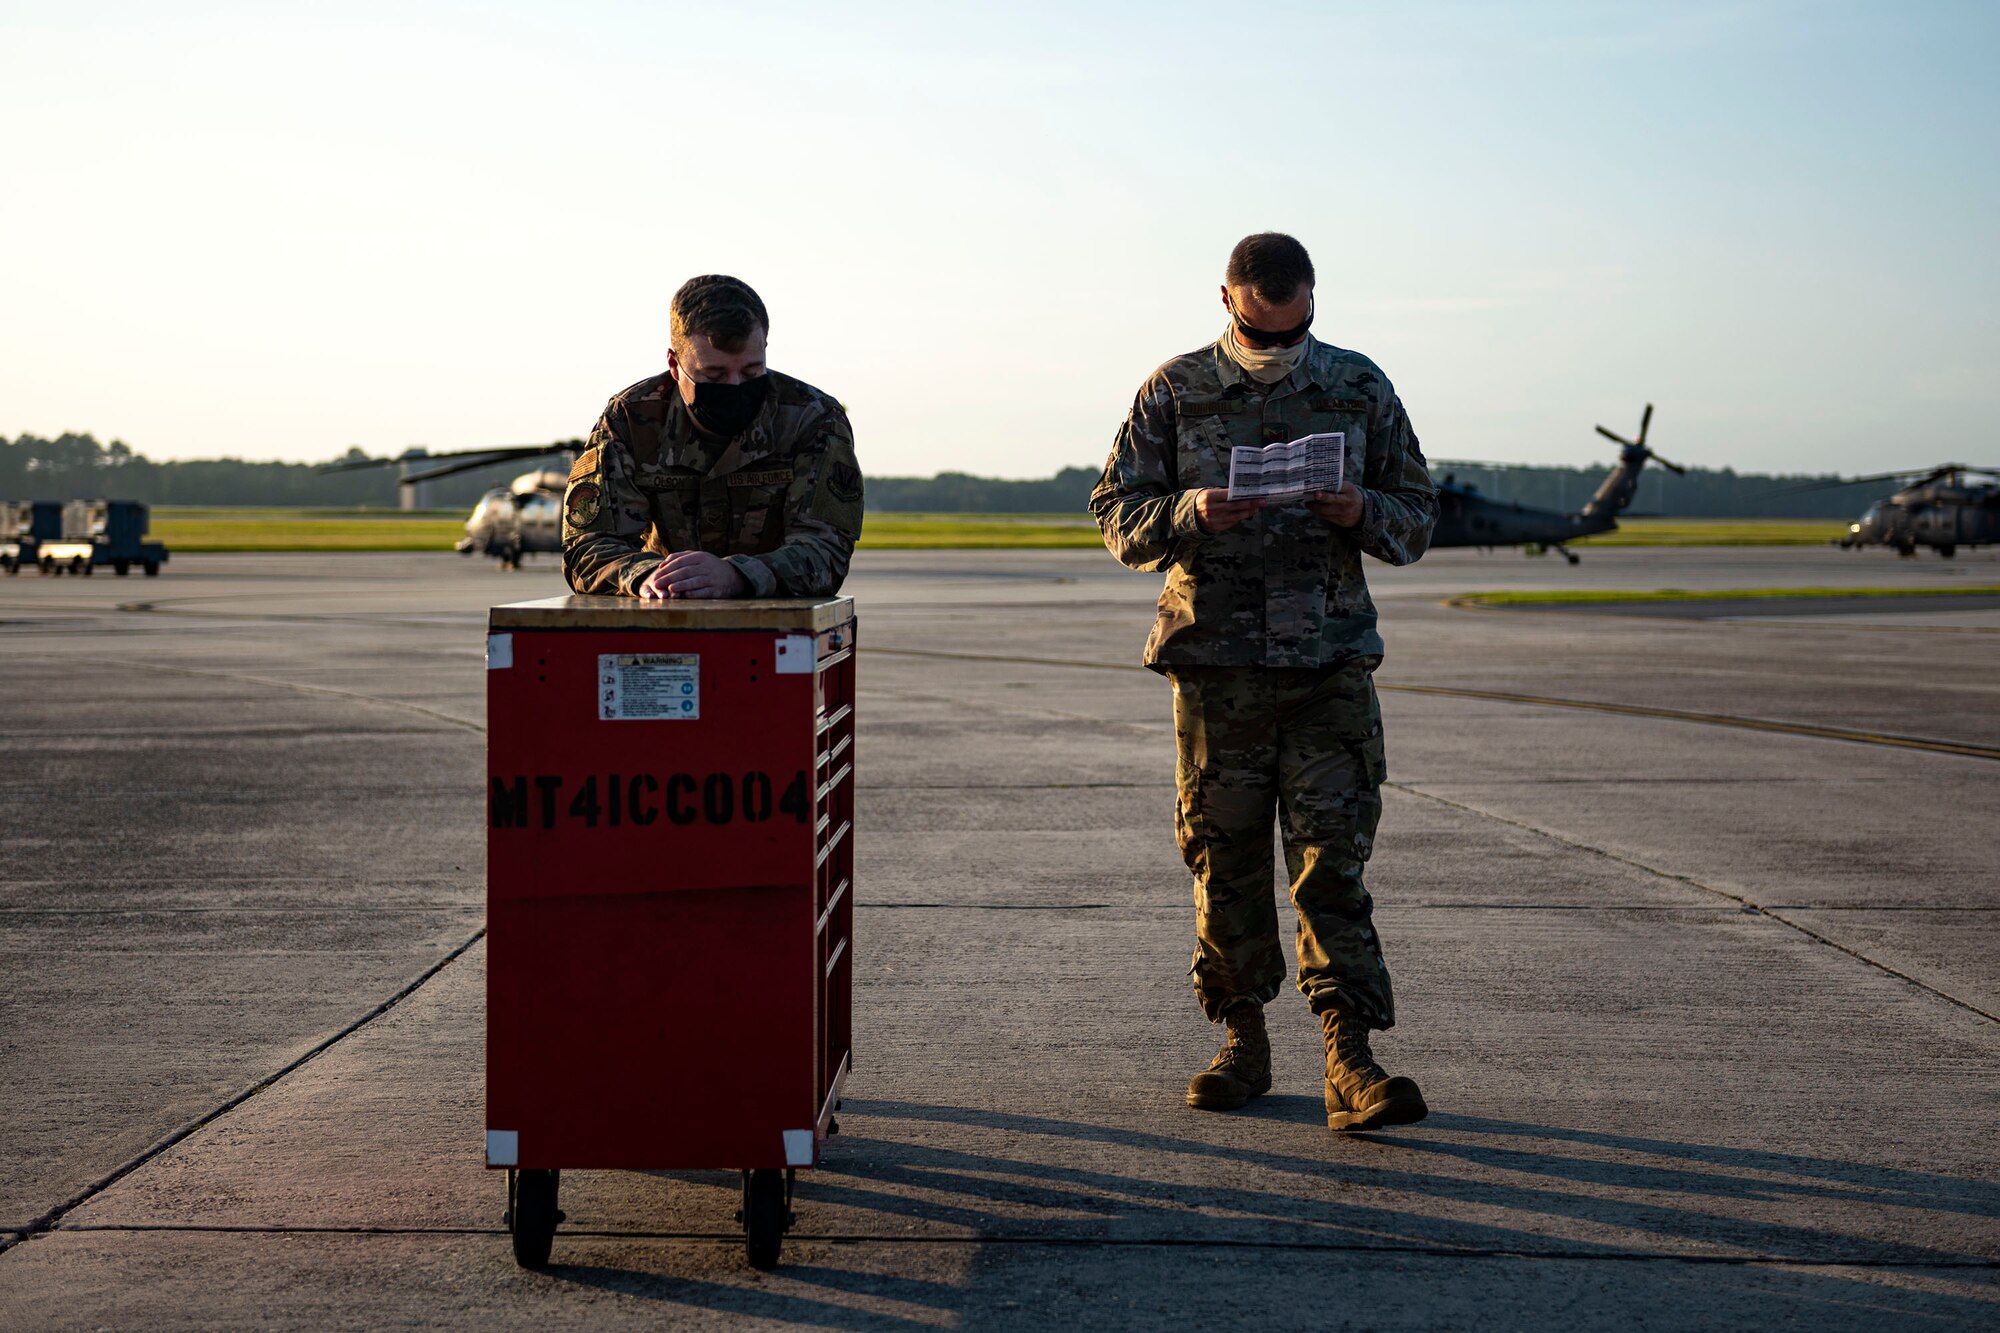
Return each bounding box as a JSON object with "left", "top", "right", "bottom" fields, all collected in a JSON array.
[
  {"left": 152, "top": 506, "right": 467, "bottom": 518},
  {"left": 860, "top": 519, "right": 1102, "bottom": 549},
  {"left": 141, "top": 509, "right": 1859, "bottom": 552},
  {"left": 154, "top": 518, "right": 467, "bottom": 552},
  {"left": 1572, "top": 518, "right": 1845, "bottom": 546}
]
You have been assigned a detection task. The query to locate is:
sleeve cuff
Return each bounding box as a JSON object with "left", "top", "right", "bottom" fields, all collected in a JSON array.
[
  {"left": 1170, "top": 490, "right": 1211, "bottom": 541},
  {"left": 726, "top": 553, "right": 779, "bottom": 597},
  {"left": 1353, "top": 489, "right": 1382, "bottom": 545},
  {"left": 621, "top": 555, "right": 667, "bottom": 598}
]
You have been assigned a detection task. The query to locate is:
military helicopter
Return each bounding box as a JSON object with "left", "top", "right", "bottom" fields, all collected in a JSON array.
[
  {"left": 1430, "top": 404, "right": 1683, "bottom": 563},
  {"left": 322, "top": 443, "right": 581, "bottom": 568},
  {"left": 1783, "top": 464, "right": 2000, "bottom": 557}
]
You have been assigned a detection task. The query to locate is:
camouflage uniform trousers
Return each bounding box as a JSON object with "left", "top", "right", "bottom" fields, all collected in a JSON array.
[{"left": 1169, "top": 660, "right": 1396, "bottom": 1029}]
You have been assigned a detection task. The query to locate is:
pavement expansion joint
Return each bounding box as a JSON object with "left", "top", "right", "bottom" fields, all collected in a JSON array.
[
  {"left": 3, "top": 927, "right": 488, "bottom": 1250},
  {"left": 861, "top": 903, "right": 1113, "bottom": 911},
  {"left": 1388, "top": 782, "right": 2000, "bottom": 1025},
  {"left": 1392, "top": 902, "right": 1748, "bottom": 912},
  {"left": 105, "top": 598, "right": 491, "bottom": 630},
  {"left": 1382, "top": 684, "right": 2000, "bottom": 761},
  {"left": 27, "top": 1226, "right": 2000, "bottom": 1269},
  {"left": 139, "top": 662, "right": 486, "bottom": 734},
  {"left": 0, "top": 904, "right": 475, "bottom": 915},
  {"left": 1761, "top": 904, "right": 2000, "bottom": 913},
  {"left": 869, "top": 646, "right": 1999, "bottom": 761},
  {"left": 859, "top": 782, "right": 1164, "bottom": 791}
]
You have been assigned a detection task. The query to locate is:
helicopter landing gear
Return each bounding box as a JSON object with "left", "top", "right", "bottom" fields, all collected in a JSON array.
[
  {"left": 1554, "top": 544, "right": 1580, "bottom": 566},
  {"left": 1938, "top": 544, "right": 1956, "bottom": 559}
]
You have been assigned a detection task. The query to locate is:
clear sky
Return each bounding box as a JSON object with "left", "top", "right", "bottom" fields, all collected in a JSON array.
[{"left": 3, "top": 1, "right": 1994, "bottom": 477}]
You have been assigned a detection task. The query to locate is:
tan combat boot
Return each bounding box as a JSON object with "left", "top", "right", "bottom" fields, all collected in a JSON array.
[
  {"left": 1185, "top": 1002, "right": 1272, "bottom": 1111},
  {"left": 1322, "top": 1009, "right": 1428, "bottom": 1132}
]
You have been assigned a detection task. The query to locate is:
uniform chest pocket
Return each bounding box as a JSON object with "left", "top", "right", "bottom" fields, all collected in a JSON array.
[
  {"left": 643, "top": 477, "right": 705, "bottom": 552},
  {"left": 726, "top": 467, "right": 794, "bottom": 552},
  {"left": 1175, "top": 398, "right": 1251, "bottom": 490},
  {"left": 1305, "top": 397, "right": 1372, "bottom": 481}
]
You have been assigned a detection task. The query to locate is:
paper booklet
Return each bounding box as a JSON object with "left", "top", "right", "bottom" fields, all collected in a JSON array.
[{"left": 1225, "top": 432, "right": 1345, "bottom": 501}]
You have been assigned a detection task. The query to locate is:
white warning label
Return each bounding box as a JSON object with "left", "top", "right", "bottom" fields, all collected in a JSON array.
[{"left": 597, "top": 653, "right": 699, "bottom": 721}]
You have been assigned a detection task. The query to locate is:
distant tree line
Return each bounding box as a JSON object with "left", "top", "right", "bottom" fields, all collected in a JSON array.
[
  {"left": 868, "top": 461, "right": 1868, "bottom": 518},
  {"left": 866, "top": 468, "right": 1104, "bottom": 513},
  {"left": 4, "top": 432, "right": 1873, "bottom": 518},
  {"left": 1423, "top": 460, "right": 1864, "bottom": 520},
  {"left": 1, "top": 434, "right": 541, "bottom": 508}
]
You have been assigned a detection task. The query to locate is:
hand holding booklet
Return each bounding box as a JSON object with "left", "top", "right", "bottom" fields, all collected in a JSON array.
[{"left": 1225, "top": 433, "right": 1345, "bottom": 501}]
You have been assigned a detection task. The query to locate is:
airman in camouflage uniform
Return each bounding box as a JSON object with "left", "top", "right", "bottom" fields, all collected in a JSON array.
[
  {"left": 1091, "top": 233, "right": 1437, "bottom": 1132},
  {"left": 563, "top": 275, "right": 863, "bottom": 598}
]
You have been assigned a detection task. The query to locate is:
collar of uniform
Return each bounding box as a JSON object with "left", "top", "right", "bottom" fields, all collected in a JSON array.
[
  {"left": 1296, "top": 335, "right": 1333, "bottom": 392},
  {"left": 1209, "top": 334, "right": 1323, "bottom": 395},
  {"left": 657, "top": 375, "right": 781, "bottom": 477},
  {"left": 1209, "top": 337, "right": 1249, "bottom": 391}
]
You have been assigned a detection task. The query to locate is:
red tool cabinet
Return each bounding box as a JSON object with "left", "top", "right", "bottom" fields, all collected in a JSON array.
[{"left": 483, "top": 595, "right": 855, "bottom": 1269}]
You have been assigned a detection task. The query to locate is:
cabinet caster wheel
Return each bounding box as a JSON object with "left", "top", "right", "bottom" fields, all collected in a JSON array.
[
  {"left": 507, "top": 1168, "right": 560, "bottom": 1269},
  {"left": 742, "top": 1168, "right": 789, "bottom": 1270}
]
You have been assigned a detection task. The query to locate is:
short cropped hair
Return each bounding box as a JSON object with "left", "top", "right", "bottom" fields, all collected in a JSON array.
[
  {"left": 1225, "top": 233, "right": 1315, "bottom": 305},
  {"left": 670, "top": 275, "right": 769, "bottom": 359}
]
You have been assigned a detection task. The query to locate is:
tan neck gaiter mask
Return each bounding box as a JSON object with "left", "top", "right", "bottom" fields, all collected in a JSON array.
[{"left": 1222, "top": 325, "right": 1308, "bottom": 385}]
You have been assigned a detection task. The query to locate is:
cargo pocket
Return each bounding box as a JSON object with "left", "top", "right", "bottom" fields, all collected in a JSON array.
[
  {"left": 1173, "top": 763, "right": 1207, "bottom": 873},
  {"left": 1346, "top": 724, "right": 1387, "bottom": 788},
  {"left": 1337, "top": 670, "right": 1388, "bottom": 788}
]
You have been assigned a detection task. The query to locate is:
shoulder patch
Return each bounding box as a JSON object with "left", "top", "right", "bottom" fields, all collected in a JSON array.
[
  {"left": 567, "top": 446, "right": 601, "bottom": 482},
  {"left": 825, "top": 461, "right": 863, "bottom": 503},
  {"left": 565, "top": 481, "right": 602, "bottom": 528}
]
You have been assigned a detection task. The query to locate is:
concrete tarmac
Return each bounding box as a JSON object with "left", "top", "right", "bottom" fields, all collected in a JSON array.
[{"left": 1, "top": 546, "right": 1996, "bottom": 1329}]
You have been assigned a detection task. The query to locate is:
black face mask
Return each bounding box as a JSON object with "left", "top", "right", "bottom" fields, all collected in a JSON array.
[{"left": 682, "top": 372, "right": 770, "bottom": 438}]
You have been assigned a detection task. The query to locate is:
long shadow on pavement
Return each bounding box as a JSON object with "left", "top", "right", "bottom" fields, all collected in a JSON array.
[{"left": 529, "top": 1099, "right": 1998, "bottom": 1328}]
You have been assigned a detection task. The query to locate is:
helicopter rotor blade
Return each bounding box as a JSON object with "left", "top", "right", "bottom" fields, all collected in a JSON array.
[
  {"left": 319, "top": 456, "right": 413, "bottom": 475},
  {"left": 1777, "top": 466, "right": 1960, "bottom": 495},
  {"left": 398, "top": 453, "right": 570, "bottom": 485},
  {"left": 1594, "top": 425, "right": 1637, "bottom": 447},
  {"left": 316, "top": 441, "right": 582, "bottom": 476},
  {"left": 1637, "top": 403, "right": 1653, "bottom": 448},
  {"left": 1646, "top": 451, "right": 1687, "bottom": 476}
]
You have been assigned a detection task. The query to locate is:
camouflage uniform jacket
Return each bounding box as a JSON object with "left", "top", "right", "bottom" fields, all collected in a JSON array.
[
  {"left": 562, "top": 369, "right": 863, "bottom": 597},
  {"left": 1090, "top": 336, "right": 1437, "bottom": 669}
]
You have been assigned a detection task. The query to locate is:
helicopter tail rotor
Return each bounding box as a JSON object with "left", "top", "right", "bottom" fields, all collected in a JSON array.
[
  {"left": 1594, "top": 402, "right": 1655, "bottom": 451},
  {"left": 1595, "top": 405, "right": 1677, "bottom": 471}
]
